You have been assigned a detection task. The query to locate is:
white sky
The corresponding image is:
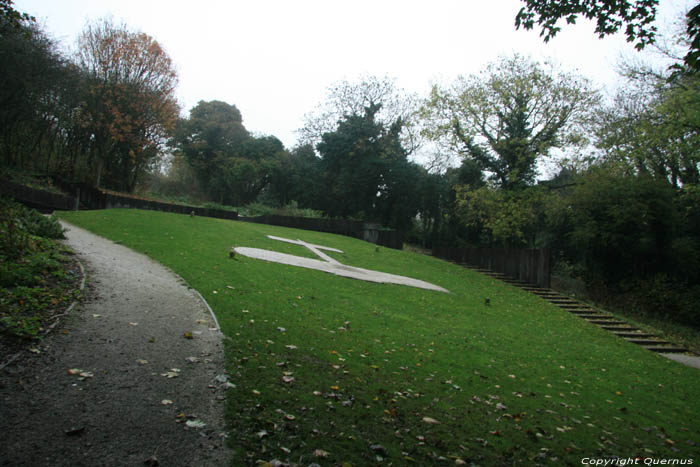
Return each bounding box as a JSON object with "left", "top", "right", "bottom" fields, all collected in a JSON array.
[{"left": 14, "top": 0, "right": 693, "bottom": 150}]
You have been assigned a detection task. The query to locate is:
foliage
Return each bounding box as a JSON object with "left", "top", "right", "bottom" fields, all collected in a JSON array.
[
  {"left": 59, "top": 209, "right": 700, "bottom": 465},
  {"left": 75, "top": 17, "right": 179, "bottom": 191},
  {"left": 515, "top": 0, "right": 659, "bottom": 51},
  {"left": 172, "top": 100, "right": 289, "bottom": 206},
  {"left": 299, "top": 75, "right": 421, "bottom": 154},
  {"left": 0, "top": 198, "right": 64, "bottom": 260},
  {"left": 0, "top": 0, "right": 34, "bottom": 29},
  {"left": 0, "top": 199, "right": 78, "bottom": 342},
  {"left": 597, "top": 63, "right": 700, "bottom": 187},
  {"left": 316, "top": 103, "right": 422, "bottom": 230},
  {"left": 0, "top": 238, "right": 79, "bottom": 340},
  {"left": 0, "top": 17, "right": 74, "bottom": 168},
  {"left": 238, "top": 200, "right": 324, "bottom": 218},
  {"left": 566, "top": 167, "right": 677, "bottom": 284},
  {"left": 422, "top": 54, "right": 599, "bottom": 189},
  {"left": 172, "top": 100, "right": 249, "bottom": 194},
  {"left": 685, "top": 4, "right": 700, "bottom": 72},
  {"left": 515, "top": 0, "right": 700, "bottom": 74},
  {"left": 454, "top": 185, "right": 551, "bottom": 247}
]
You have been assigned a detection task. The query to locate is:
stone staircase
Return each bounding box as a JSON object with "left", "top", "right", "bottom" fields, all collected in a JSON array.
[{"left": 472, "top": 268, "right": 689, "bottom": 354}]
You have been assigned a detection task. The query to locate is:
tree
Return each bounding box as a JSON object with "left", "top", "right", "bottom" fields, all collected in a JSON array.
[
  {"left": 316, "top": 103, "right": 420, "bottom": 229},
  {"left": 299, "top": 75, "right": 421, "bottom": 155},
  {"left": 173, "top": 100, "right": 249, "bottom": 198},
  {"left": 0, "top": 0, "right": 34, "bottom": 30},
  {"left": 422, "top": 54, "right": 599, "bottom": 190},
  {"left": 596, "top": 20, "right": 700, "bottom": 187},
  {"left": 566, "top": 165, "right": 677, "bottom": 283},
  {"left": 515, "top": 0, "right": 700, "bottom": 73},
  {"left": 515, "top": 0, "right": 659, "bottom": 51},
  {"left": 173, "top": 100, "right": 289, "bottom": 205},
  {"left": 0, "top": 17, "right": 63, "bottom": 165},
  {"left": 75, "top": 17, "right": 179, "bottom": 191}
]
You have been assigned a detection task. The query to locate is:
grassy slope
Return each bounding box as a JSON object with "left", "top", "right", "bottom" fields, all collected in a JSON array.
[{"left": 58, "top": 209, "right": 700, "bottom": 465}]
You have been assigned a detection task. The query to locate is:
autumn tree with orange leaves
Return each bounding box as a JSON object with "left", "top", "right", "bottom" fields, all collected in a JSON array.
[{"left": 75, "top": 17, "right": 178, "bottom": 191}]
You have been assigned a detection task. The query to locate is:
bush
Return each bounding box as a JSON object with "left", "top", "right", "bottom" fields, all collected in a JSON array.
[{"left": 0, "top": 198, "right": 65, "bottom": 260}]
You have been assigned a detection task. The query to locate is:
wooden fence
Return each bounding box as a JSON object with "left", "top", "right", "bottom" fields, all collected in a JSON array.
[
  {"left": 3, "top": 179, "right": 239, "bottom": 220},
  {"left": 432, "top": 246, "right": 551, "bottom": 288},
  {"left": 240, "top": 215, "right": 404, "bottom": 250},
  {"left": 0, "top": 179, "right": 76, "bottom": 212},
  {"left": 4, "top": 179, "right": 403, "bottom": 249}
]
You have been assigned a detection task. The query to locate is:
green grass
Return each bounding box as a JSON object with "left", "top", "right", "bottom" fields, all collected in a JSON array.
[{"left": 58, "top": 209, "right": 700, "bottom": 465}]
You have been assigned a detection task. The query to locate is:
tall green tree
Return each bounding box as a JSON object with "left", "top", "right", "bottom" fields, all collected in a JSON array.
[
  {"left": 0, "top": 15, "right": 68, "bottom": 167},
  {"left": 316, "top": 103, "right": 420, "bottom": 230},
  {"left": 173, "top": 100, "right": 249, "bottom": 199},
  {"left": 299, "top": 75, "right": 421, "bottom": 155},
  {"left": 174, "top": 100, "right": 289, "bottom": 205},
  {"left": 422, "top": 54, "right": 599, "bottom": 190},
  {"left": 596, "top": 20, "right": 700, "bottom": 187}
]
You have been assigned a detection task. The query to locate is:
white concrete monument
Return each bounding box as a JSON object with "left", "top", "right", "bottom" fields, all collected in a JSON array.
[{"left": 234, "top": 235, "right": 448, "bottom": 293}]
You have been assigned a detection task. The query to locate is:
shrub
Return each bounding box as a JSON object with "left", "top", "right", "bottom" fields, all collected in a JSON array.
[{"left": 0, "top": 198, "right": 65, "bottom": 260}]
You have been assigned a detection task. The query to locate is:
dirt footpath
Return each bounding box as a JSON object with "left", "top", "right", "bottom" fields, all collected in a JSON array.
[{"left": 0, "top": 222, "right": 231, "bottom": 466}]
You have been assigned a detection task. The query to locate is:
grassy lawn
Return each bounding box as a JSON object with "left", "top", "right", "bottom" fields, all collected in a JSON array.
[{"left": 58, "top": 209, "right": 700, "bottom": 465}]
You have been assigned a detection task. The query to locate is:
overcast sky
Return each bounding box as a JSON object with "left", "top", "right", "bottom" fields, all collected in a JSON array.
[{"left": 14, "top": 0, "right": 692, "bottom": 150}]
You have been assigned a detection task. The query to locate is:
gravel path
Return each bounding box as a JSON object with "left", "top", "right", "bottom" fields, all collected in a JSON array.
[{"left": 0, "top": 221, "right": 231, "bottom": 466}]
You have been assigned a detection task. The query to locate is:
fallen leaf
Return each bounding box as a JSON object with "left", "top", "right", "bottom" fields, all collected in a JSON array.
[
  {"left": 285, "top": 345, "right": 297, "bottom": 350},
  {"left": 313, "top": 449, "right": 329, "bottom": 458},
  {"left": 136, "top": 359, "right": 149, "bottom": 365},
  {"left": 161, "top": 369, "right": 181, "bottom": 378},
  {"left": 282, "top": 376, "right": 295, "bottom": 383},
  {"left": 185, "top": 419, "right": 206, "bottom": 428},
  {"left": 185, "top": 356, "right": 199, "bottom": 363},
  {"left": 183, "top": 332, "right": 193, "bottom": 339},
  {"left": 161, "top": 399, "right": 173, "bottom": 405},
  {"left": 215, "top": 374, "right": 229, "bottom": 383},
  {"left": 277, "top": 327, "right": 286, "bottom": 332},
  {"left": 129, "top": 322, "right": 138, "bottom": 326},
  {"left": 91, "top": 314, "right": 102, "bottom": 318},
  {"left": 422, "top": 416, "right": 440, "bottom": 424}
]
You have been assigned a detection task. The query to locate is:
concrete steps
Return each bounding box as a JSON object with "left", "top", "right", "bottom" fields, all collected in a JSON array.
[{"left": 466, "top": 266, "right": 691, "bottom": 356}]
